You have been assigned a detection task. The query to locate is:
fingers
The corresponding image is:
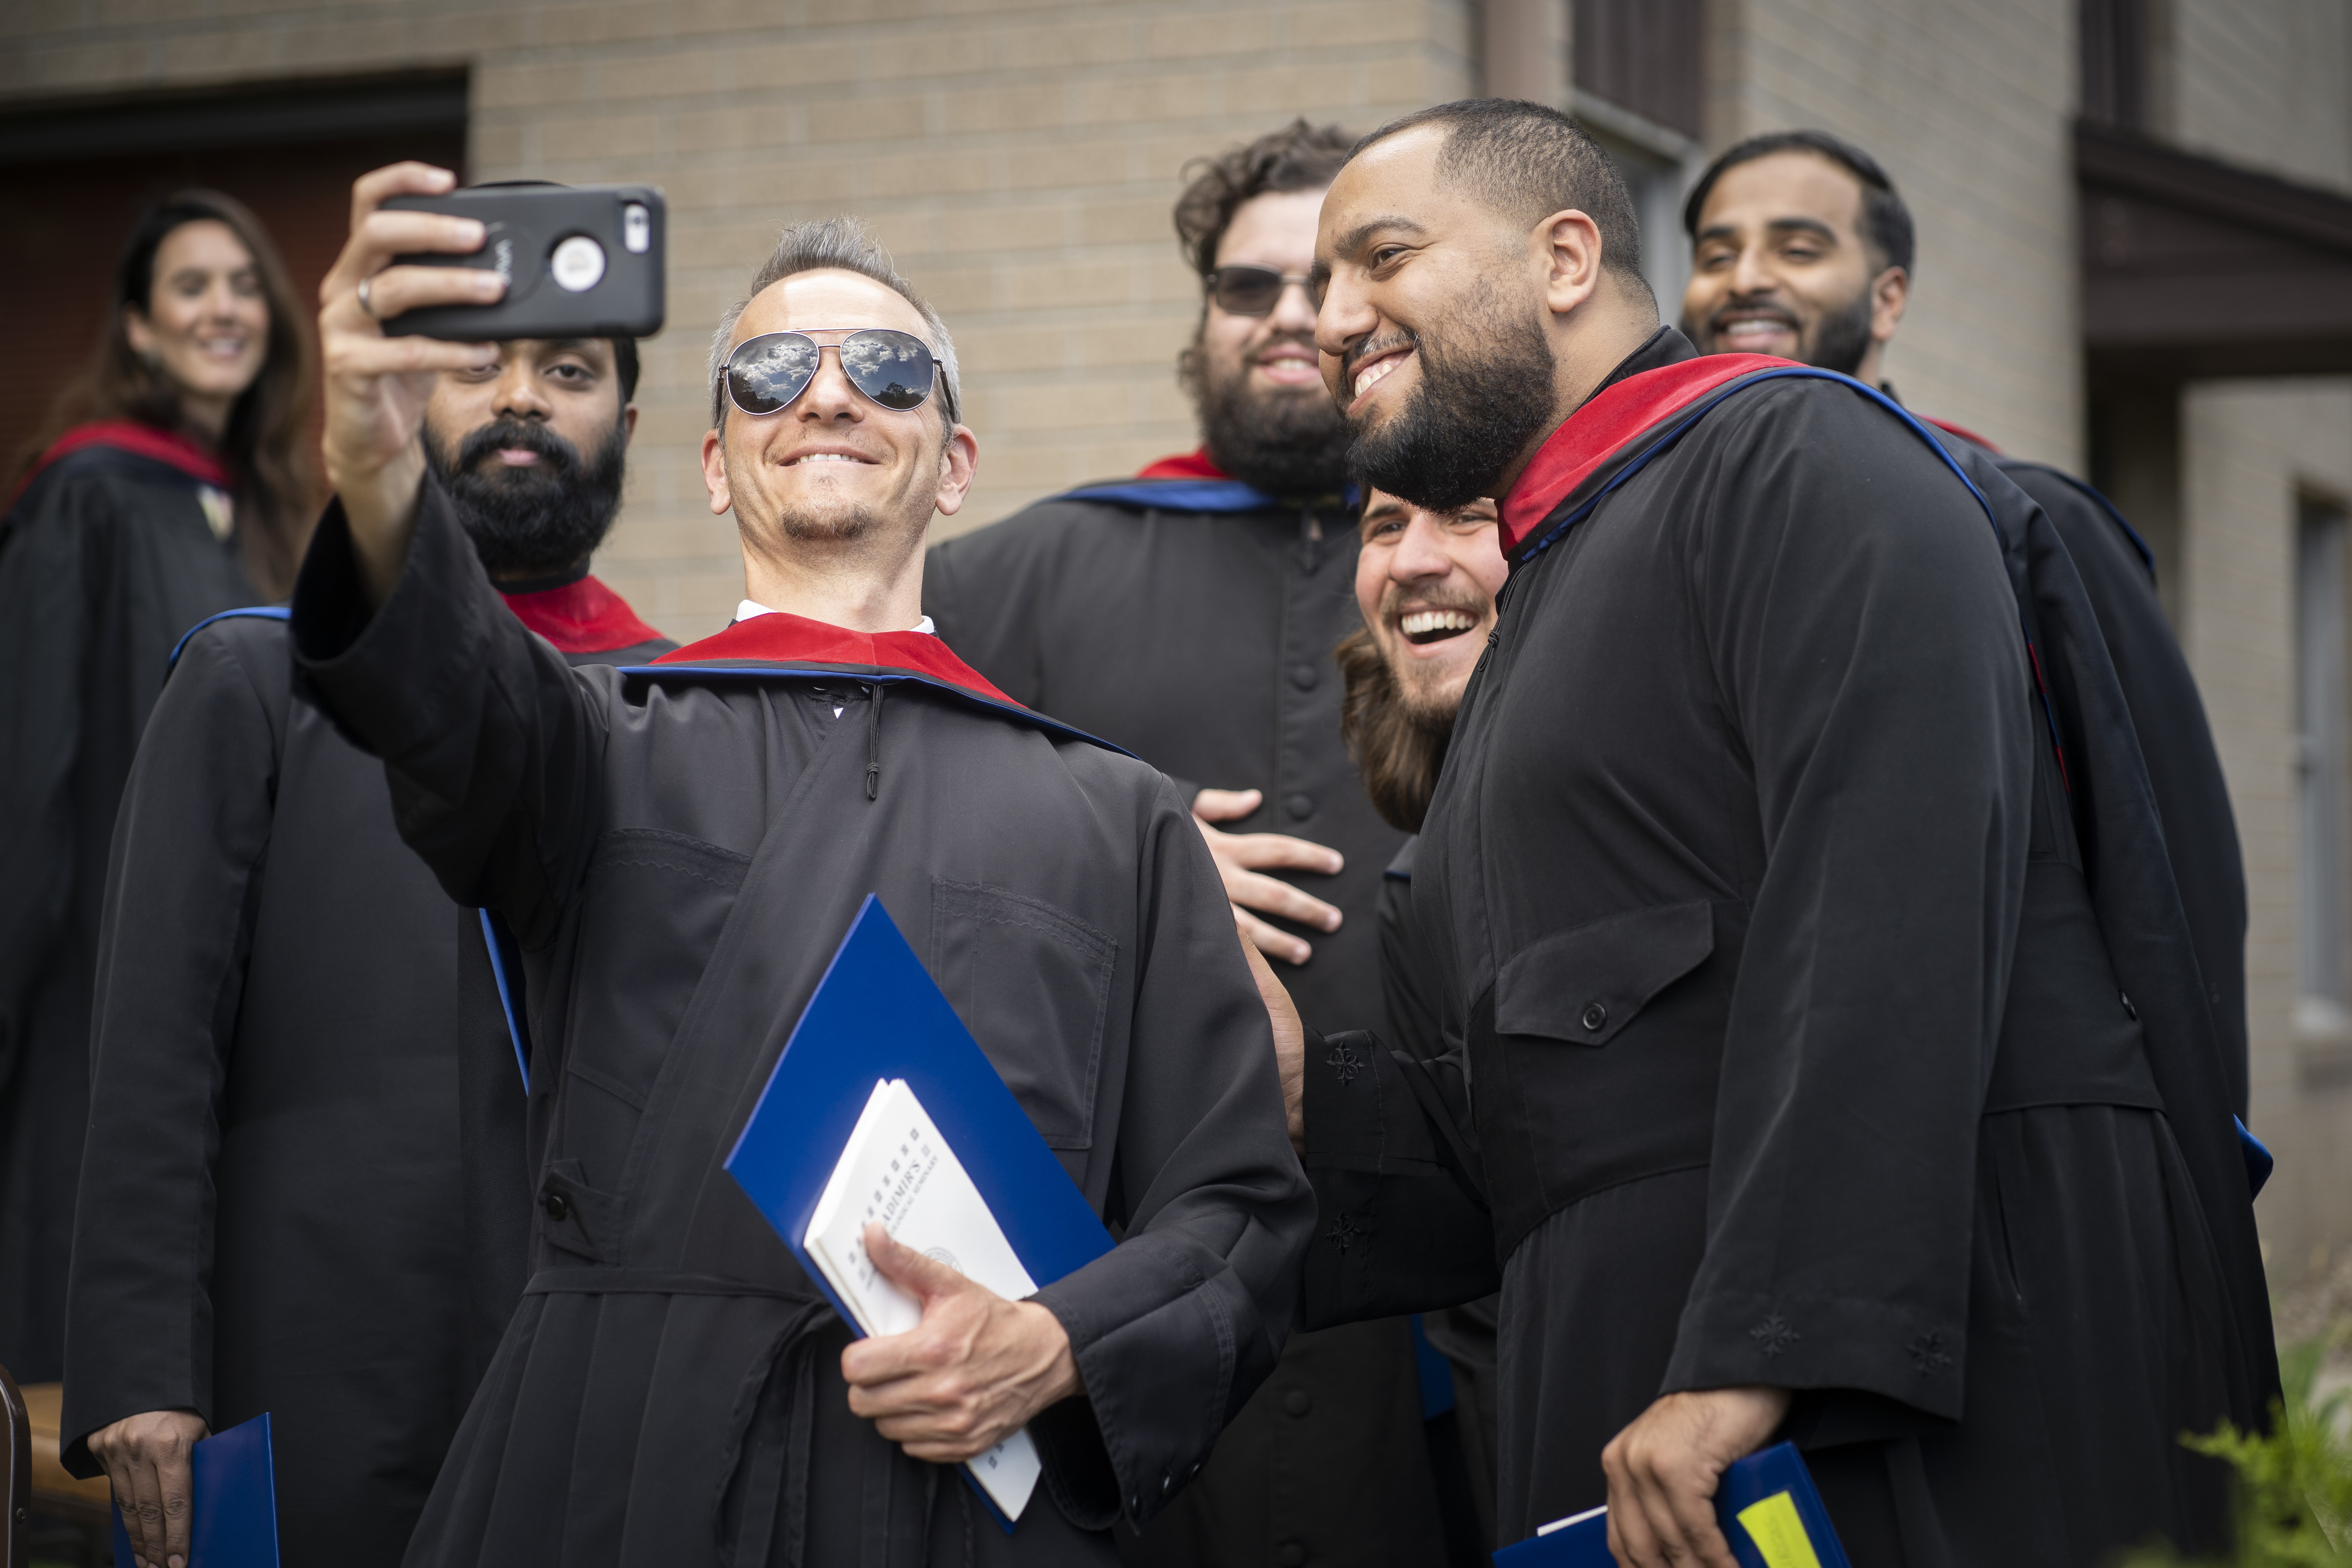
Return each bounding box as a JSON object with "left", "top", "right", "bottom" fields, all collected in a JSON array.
[
  {"left": 324, "top": 204, "right": 487, "bottom": 317},
  {"left": 1236, "top": 906, "right": 1313, "bottom": 966},
  {"left": 862, "top": 1223, "right": 968, "bottom": 1303},
  {"left": 1228, "top": 868, "right": 1343, "bottom": 932},
  {"left": 1191, "top": 787, "right": 1262, "bottom": 822},
  {"left": 347, "top": 160, "right": 457, "bottom": 233},
  {"left": 1216, "top": 830, "right": 1346, "bottom": 877}
]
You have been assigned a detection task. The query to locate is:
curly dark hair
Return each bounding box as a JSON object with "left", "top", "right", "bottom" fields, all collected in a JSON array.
[{"left": 1173, "top": 119, "right": 1356, "bottom": 279}]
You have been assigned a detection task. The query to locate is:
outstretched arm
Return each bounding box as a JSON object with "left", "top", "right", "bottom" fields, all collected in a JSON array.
[{"left": 314, "top": 162, "right": 504, "bottom": 601}]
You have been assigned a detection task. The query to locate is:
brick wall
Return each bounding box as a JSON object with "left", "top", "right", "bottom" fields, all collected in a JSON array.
[
  {"left": 3, "top": 0, "right": 1475, "bottom": 640},
  {"left": 1709, "top": 0, "right": 2082, "bottom": 471},
  {"left": 2168, "top": 0, "right": 2352, "bottom": 1285}
]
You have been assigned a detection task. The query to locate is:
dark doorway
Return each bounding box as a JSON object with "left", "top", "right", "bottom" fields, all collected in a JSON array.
[{"left": 0, "top": 74, "right": 468, "bottom": 472}]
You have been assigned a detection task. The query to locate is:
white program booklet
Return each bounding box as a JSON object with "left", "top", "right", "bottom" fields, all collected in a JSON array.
[{"left": 805, "top": 1078, "right": 1043, "bottom": 1521}]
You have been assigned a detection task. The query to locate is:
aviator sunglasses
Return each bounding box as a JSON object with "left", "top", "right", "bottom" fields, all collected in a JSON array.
[
  {"left": 721, "top": 328, "right": 953, "bottom": 420},
  {"left": 1205, "top": 265, "right": 1314, "bottom": 316}
]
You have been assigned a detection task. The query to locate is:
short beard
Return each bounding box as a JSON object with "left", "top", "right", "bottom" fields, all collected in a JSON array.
[
  {"left": 778, "top": 501, "right": 880, "bottom": 544},
  {"left": 1184, "top": 330, "right": 1351, "bottom": 500},
  {"left": 1336, "top": 624, "right": 1458, "bottom": 833},
  {"left": 1802, "top": 284, "right": 1877, "bottom": 377},
  {"left": 426, "top": 414, "right": 627, "bottom": 578},
  {"left": 1345, "top": 278, "right": 1557, "bottom": 512}
]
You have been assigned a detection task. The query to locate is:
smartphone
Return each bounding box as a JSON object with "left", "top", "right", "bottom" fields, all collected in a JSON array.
[{"left": 379, "top": 183, "right": 664, "bottom": 340}]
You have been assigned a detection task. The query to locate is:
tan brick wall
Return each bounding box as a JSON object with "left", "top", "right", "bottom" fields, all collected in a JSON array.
[
  {"left": 2167, "top": 0, "right": 2352, "bottom": 1285},
  {"left": 1707, "top": 0, "right": 2082, "bottom": 470},
  {"left": 2181, "top": 381, "right": 2352, "bottom": 1284},
  {"left": 3, "top": 0, "right": 1475, "bottom": 641}
]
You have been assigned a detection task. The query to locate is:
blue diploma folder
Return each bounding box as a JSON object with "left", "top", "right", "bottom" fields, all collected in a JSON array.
[
  {"left": 723, "top": 895, "right": 1116, "bottom": 1526},
  {"left": 1493, "top": 1442, "right": 1851, "bottom": 1568},
  {"left": 109, "top": 1412, "right": 279, "bottom": 1568}
]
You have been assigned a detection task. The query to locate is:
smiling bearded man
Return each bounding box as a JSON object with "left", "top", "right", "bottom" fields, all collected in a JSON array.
[
  {"left": 281, "top": 169, "right": 1310, "bottom": 1568},
  {"left": 64, "top": 326, "right": 669, "bottom": 1568},
  {"left": 1266, "top": 99, "right": 2277, "bottom": 1568}
]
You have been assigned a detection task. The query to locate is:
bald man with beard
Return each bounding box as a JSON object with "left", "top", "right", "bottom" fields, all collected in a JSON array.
[{"left": 1275, "top": 98, "right": 2274, "bottom": 1567}]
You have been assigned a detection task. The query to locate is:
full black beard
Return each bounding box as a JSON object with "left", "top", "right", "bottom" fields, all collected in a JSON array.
[
  {"left": 1188, "top": 332, "right": 1352, "bottom": 500},
  {"left": 1346, "top": 285, "right": 1558, "bottom": 512},
  {"left": 425, "top": 414, "right": 627, "bottom": 578},
  {"left": 1802, "top": 284, "right": 1877, "bottom": 377}
]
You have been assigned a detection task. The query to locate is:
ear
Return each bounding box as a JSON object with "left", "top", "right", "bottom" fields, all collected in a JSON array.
[
  {"left": 622, "top": 401, "right": 639, "bottom": 446},
  {"left": 123, "top": 305, "right": 156, "bottom": 360},
  {"left": 1534, "top": 209, "right": 1608, "bottom": 319},
  {"left": 1870, "top": 265, "right": 1909, "bottom": 346},
  {"left": 931, "top": 424, "right": 981, "bottom": 519},
  {"left": 701, "top": 427, "right": 732, "bottom": 517}
]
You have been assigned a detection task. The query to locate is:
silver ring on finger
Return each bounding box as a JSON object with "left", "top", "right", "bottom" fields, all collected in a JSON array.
[{"left": 356, "top": 275, "right": 380, "bottom": 319}]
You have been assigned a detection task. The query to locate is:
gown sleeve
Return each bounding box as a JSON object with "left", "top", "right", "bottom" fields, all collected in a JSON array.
[
  {"left": 1998, "top": 461, "right": 2249, "bottom": 1117},
  {"left": 1662, "top": 387, "right": 2036, "bottom": 1416},
  {"left": 59, "top": 621, "right": 284, "bottom": 1470},
  {"left": 290, "top": 481, "right": 606, "bottom": 951},
  {"left": 1025, "top": 782, "right": 1316, "bottom": 1529}
]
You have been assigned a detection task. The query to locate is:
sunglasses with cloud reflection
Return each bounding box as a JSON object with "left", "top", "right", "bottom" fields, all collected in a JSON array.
[{"left": 720, "top": 328, "right": 950, "bottom": 421}]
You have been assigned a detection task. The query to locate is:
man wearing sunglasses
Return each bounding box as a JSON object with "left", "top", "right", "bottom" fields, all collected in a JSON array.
[
  {"left": 283, "top": 163, "right": 1312, "bottom": 1568},
  {"left": 926, "top": 122, "right": 1456, "bottom": 1568},
  {"left": 1267, "top": 98, "right": 2274, "bottom": 1566}
]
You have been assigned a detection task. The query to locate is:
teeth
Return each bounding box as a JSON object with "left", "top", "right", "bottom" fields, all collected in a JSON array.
[
  {"left": 1354, "top": 356, "right": 1402, "bottom": 397},
  {"left": 791, "top": 452, "right": 864, "bottom": 465},
  {"left": 1399, "top": 610, "right": 1474, "bottom": 635}
]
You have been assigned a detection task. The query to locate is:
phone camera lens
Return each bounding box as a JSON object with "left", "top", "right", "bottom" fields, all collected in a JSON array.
[
  {"left": 623, "top": 203, "right": 651, "bottom": 254},
  {"left": 551, "top": 235, "right": 606, "bottom": 293}
]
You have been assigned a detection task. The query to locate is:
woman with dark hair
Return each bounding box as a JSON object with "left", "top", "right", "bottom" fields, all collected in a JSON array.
[{"left": 0, "top": 189, "right": 319, "bottom": 1385}]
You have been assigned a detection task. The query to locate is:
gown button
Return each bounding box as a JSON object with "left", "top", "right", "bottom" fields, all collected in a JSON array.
[
  {"left": 1283, "top": 1388, "right": 1312, "bottom": 1417},
  {"left": 1289, "top": 662, "right": 1319, "bottom": 690},
  {"left": 1581, "top": 1002, "right": 1608, "bottom": 1032},
  {"left": 1286, "top": 793, "right": 1314, "bottom": 820},
  {"left": 543, "top": 1191, "right": 571, "bottom": 1221}
]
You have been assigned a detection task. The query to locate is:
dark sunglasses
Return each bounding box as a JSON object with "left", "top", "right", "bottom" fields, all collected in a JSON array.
[
  {"left": 1206, "top": 265, "right": 1313, "bottom": 317},
  {"left": 722, "top": 328, "right": 949, "bottom": 419}
]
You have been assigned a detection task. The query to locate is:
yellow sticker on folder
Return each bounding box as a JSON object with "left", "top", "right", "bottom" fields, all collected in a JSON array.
[{"left": 1733, "top": 1490, "right": 1824, "bottom": 1568}]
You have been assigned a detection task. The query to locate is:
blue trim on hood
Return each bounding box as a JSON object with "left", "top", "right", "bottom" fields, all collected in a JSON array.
[
  {"left": 1059, "top": 478, "right": 1278, "bottom": 513},
  {"left": 168, "top": 605, "right": 290, "bottom": 672}
]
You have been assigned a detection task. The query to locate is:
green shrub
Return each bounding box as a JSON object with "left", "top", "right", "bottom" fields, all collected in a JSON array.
[{"left": 2119, "top": 1342, "right": 2352, "bottom": 1567}]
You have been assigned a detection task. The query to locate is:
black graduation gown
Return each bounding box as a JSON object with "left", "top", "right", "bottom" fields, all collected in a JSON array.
[
  {"left": 1299, "top": 330, "right": 2276, "bottom": 1564},
  {"left": 1374, "top": 839, "right": 1499, "bottom": 1555},
  {"left": 58, "top": 581, "right": 671, "bottom": 1567},
  {"left": 926, "top": 470, "right": 1442, "bottom": 1568},
  {"left": 287, "top": 481, "right": 1314, "bottom": 1568},
  {"left": 1920, "top": 431, "right": 2251, "bottom": 1118},
  {"left": 0, "top": 429, "right": 257, "bottom": 1384}
]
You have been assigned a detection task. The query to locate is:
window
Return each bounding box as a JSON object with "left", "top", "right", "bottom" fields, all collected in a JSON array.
[
  {"left": 1569, "top": 0, "right": 1706, "bottom": 319},
  {"left": 2296, "top": 497, "right": 2350, "bottom": 1034}
]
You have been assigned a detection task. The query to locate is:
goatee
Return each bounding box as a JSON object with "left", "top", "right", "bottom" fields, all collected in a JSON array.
[
  {"left": 426, "top": 414, "right": 627, "bottom": 578},
  {"left": 1345, "top": 282, "right": 1557, "bottom": 512},
  {"left": 779, "top": 503, "right": 880, "bottom": 543},
  {"left": 1187, "top": 333, "right": 1352, "bottom": 500}
]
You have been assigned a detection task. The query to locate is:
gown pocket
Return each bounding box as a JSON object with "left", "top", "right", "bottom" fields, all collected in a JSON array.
[
  {"left": 929, "top": 878, "right": 1117, "bottom": 1150},
  {"left": 1493, "top": 900, "right": 1716, "bottom": 1047}
]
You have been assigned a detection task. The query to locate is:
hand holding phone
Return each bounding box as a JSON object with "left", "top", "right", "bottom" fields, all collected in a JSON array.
[{"left": 380, "top": 183, "right": 666, "bottom": 341}]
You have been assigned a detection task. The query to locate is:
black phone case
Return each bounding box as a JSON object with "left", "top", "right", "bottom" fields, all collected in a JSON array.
[{"left": 380, "top": 185, "right": 664, "bottom": 339}]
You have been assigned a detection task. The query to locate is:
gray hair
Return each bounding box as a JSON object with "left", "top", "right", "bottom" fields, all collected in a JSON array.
[{"left": 707, "top": 216, "right": 962, "bottom": 433}]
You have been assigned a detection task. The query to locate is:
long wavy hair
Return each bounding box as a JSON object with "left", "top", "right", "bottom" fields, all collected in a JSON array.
[
  {"left": 16, "top": 189, "right": 321, "bottom": 595},
  {"left": 1336, "top": 624, "right": 1455, "bottom": 834}
]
